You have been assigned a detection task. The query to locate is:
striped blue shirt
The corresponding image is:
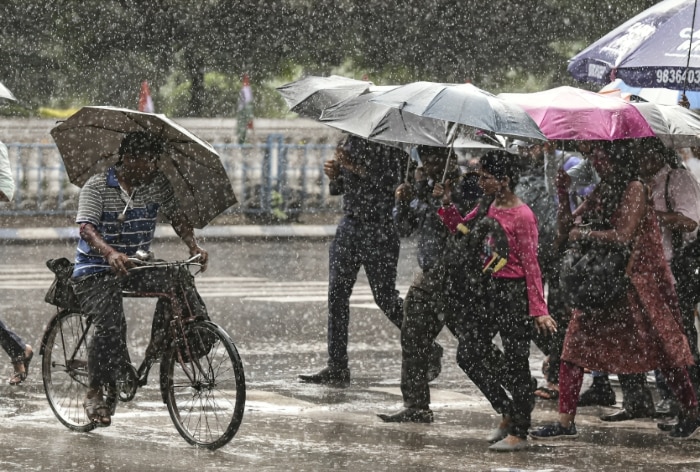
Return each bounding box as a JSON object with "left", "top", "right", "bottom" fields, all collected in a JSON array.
[{"left": 73, "top": 167, "right": 177, "bottom": 277}]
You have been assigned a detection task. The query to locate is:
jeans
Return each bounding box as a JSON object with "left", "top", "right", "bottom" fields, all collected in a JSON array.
[
  {"left": 72, "top": 266, "right": 208, "bottom": 390},
  {"left": 457, "top": 278, "right": 534, "bottom": 439},
  {"left": 0, "top": 318, "right": 26, "bottom": 362},
  {"left": 327, "top": 216, "right": 403, "bottom": 369}
]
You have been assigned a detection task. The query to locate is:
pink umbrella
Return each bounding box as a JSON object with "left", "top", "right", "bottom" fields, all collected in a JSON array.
[{"left": 498, "top": 86, "right": 656, "bottom": 141}]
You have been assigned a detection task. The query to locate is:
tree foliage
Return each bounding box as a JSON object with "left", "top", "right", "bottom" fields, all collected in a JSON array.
[{"left": 0, "top": 0, "right": 669, "bottom": 116}]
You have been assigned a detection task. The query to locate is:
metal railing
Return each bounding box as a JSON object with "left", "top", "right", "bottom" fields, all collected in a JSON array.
[{"left": 0, "top": 135, "right": 341, "bottom": 222}]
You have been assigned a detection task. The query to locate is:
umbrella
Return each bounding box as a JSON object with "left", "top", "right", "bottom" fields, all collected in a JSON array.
[
  {"left": 50, "top": 106, "right": 237, "bottom": 229},
  {"left": 568, "top": 0, "right": 700, "bottom": 91},
  {"left": 630, "top": 102, "right": 700, "bottom": 148},
  {"left": 599, "top": 78, "right": 700, "bottom": 108},
  {"left": 368, "top": 81, "right": 547, "bottom": 142},
  {"left": 0, "top": 82, "right": 16, "bottom": 101},
  {"left": 319, "top": 89, "right": 500, "bottom": 151},
  {"left": 498, "top": 86, "right": 656, "bottom": 141},
  {"left": 276, "top": 75, "right": 373, "bottom": 119}
]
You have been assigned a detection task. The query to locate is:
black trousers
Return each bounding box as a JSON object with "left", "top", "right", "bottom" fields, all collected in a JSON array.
[
  {"left": 327, "top": 216, "right": 403, "bottom": 369},
  {"left": 457, "top": 278, "right": 534, "bottom": 439},
  {"left": 400, "top": 266, "right": 504, "bottom": 410},
  {"left": 400, "top": 268, "right": 466, "bottom": 409}
]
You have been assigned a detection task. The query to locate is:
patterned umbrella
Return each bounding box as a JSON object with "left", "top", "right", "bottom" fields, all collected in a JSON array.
[{"left": 568, "top": 0, "right": 700, "bottom": 91}]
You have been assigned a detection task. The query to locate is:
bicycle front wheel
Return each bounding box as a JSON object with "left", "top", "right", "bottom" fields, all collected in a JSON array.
[
  {"left": 161, "top": 321, "right": 246, "bottom": 450},
  {"left": 42, "top": 310, "right": 97, "bottom": 432}
]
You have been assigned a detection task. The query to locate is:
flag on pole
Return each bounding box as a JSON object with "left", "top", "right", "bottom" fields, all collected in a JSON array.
[{"left": 138, "top": 81, "right": 154, "bottom": 113}]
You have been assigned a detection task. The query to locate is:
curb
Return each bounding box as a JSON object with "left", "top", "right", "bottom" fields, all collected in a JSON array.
[{"left": 0, "top": 225, "right": 338, "bottom": 241}]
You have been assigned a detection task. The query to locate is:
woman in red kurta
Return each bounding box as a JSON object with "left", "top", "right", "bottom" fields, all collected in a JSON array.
[{"left": 531, "top": 141, "right": 698, "bottom": 441}]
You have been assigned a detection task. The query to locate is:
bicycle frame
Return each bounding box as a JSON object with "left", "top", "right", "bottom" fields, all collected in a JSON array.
[{"left": 40, "top": 257, "right": 205, "bottom": 393}]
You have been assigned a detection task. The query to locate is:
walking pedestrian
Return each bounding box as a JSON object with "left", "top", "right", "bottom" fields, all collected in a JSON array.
[
  {"left": 299, "top": 135, "right": 411, "bottom": 386},
  {"left": 236, "top": 74, "right": 254, "bottom": 144},
  {"left": 0, "top": 139, "right": 33, "bottom": 385},
  {"left": 530, "top": 141, "right": 700, "bottom": 441},
  {"left": 377, "top": 146, "right": 484, "bottom": 423},
  {"left": 439, "top": 150, "right": 556, "bottom": 452}
]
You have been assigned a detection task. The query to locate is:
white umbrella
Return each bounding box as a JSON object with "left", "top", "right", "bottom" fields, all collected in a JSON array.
[
  {"left": 631, "top": 102, "right": 700, "bottom": 148},
  {"left": 370, "top": 81, "right": 547, "bottom": 142},
  {"left": 320, "top": 89, "right": 499, "bottom": 151},
  {"left": 276, "top": 75, "right": 372, "bottom": 119}
]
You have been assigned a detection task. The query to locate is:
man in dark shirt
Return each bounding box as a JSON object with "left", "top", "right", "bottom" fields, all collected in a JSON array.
[
  {"left": 378, "top": 147, "right": 486, "bottom": 422},
  {"left": 299, "top": 135, "right": 410, "bottom": 385}
]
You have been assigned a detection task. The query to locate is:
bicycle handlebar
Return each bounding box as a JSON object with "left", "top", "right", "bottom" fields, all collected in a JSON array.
[{"left": 126, "top": 253, "right": 203, "bottom": 271}]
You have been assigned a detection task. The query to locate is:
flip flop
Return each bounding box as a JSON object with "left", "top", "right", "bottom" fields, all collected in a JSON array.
[
  {"left": 8, "top": 347, "right": 33, "bottom": 386},
  {"left": 534, "top": 386, "right": 560, "bottom": 400},
  {"left": 84, "top": 395, "right": 112, "bottom": 427}
]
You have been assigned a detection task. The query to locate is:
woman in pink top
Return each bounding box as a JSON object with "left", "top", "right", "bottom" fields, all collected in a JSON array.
[{"left": 438, "top": 150, "right": 556, "bottom": 452}]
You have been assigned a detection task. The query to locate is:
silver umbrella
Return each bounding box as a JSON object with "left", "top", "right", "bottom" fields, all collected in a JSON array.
[
  {"left": 320, "top": 88, "right": 501, "bottom": 151},
  {"left": 277, "top": 75, "right": 373, "bottom": 119},
  {"left": 50, "top": 106, "right": 237, "bottom": 229},
  {"left": 631, "top": 102, "right": 700, "bottom": 148},
  {"left": 370, "top": 81, "right": 546, "bottom": 142}
]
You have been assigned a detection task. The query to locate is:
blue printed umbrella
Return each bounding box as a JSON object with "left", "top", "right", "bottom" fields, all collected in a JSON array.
[{"left": 568, "top": 0, "right": 700, "bottom": 91}]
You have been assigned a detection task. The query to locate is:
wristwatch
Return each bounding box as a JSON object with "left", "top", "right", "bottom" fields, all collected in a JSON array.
[{"left": 579, "top": 226, "right": 591, "bottom": 238}]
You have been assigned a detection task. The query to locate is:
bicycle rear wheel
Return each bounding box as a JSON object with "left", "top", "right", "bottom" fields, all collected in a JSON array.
[
  {"left": 161, "top": 321, "right": 246, "bottom": 449},
  {"left": 42, "top": 310, "right": 97, "bottom": 432}
]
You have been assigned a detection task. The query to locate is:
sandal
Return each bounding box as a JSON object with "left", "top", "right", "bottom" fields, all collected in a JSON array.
[
  {"left": 84, "top": 394, "right": 112, "bottom": 427},
  {"left": 8, "top": 346, "right": 33, "bottom": 386},
  {"left": 534, "top": 386, "right": 560, "bottom": 401}
]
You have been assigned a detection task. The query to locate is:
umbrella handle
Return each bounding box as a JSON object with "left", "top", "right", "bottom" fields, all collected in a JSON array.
[
  {"left": 441, "top": 143, "right": 455, "bottom": 184},
  {"left": 405, "top": 152, "right": 412, "bottom": 183}
]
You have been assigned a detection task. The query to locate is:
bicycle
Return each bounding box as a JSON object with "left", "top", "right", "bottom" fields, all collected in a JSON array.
[{"left": 40, "top": 254, "right": 246, "bottom": 450}]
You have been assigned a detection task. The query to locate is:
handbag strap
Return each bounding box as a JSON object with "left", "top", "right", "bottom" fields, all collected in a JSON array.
[{"left": 664, "top": 169, "right": 685, "bottom": 256}]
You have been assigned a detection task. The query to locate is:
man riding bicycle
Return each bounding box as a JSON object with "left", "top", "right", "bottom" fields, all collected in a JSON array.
[{"left": 70, "top": 131, "right": 209, "bottom": 427}]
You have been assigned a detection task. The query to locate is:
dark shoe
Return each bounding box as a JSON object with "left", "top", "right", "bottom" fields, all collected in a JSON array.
[
  {"left": 136, "top": 359, "right": 154, "bottom": 387},
  {"left": 600, "top": 408, "right": 654, "bottom": 422},
  {"left": 426, "top": 343, "right": 443, "bottom": 382},
  {"left": 298, "top": 366, "right": 350, "bottom": 386},
  {"left": 8, "top": 346, "right": 33, "bottom": 386},
  {"left": 377, "top": 408, "right": 433, "bottom": 423},
  {"left": 653, "top": 398, "right": 680, "bottom": 419},
  {"left": 669, "top": 417, "right": 700, "bottom": 439},
  {"left": 657, "top": 419, "right": 677, "bottom": 432},
  {"left": 578, "top": 380, "right": 616, "bottom": 407},
  {"left": 529, "top": 422, "right": 578, "bottom": 440}
]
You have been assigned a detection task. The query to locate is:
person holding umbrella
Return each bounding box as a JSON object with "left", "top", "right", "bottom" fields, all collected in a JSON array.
[
  {"left": 378, "top": 146, "right": 487, "bottom": 423},
  {"left": 70, "top": 131, "right": 210, "bottom": 427}
]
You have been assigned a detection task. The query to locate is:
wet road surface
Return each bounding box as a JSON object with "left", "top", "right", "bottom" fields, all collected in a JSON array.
[{"left": 0, "top": 239, "right": 699, "bottom": 471}]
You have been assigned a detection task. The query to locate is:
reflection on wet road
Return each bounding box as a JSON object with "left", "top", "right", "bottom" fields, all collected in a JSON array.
[{"left": 0, "top": 240, "right": 698, "bottom": 471}]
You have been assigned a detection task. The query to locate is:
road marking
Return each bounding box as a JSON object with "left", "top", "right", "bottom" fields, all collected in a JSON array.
[{"left": 0, "top": 265, "right": 409, "bottom": 309}]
